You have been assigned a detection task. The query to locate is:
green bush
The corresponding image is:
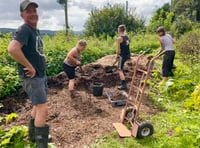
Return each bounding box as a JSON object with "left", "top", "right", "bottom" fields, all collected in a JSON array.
[
  {"left": 185, "top": 83, "right": 200, "bottom": 111},
  {"left": 129, "top": 33, "right": 160, "bottom": 53},
  {"left": 0, "top": 126, "right": 28, "bottom": 148},
  {"left": 0, "top": 65, "right": 20, "bottom": 99},
  {"left": 172, "top": 17, "right": 192, "bottom": 36},
  {"left": 176, "top": 29, "right": 200, "bottom": 66}
]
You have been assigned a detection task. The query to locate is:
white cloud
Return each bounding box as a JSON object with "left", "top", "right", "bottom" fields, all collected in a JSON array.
[{"left": 0, "top": 0, "right": 171, "bottom": 31}]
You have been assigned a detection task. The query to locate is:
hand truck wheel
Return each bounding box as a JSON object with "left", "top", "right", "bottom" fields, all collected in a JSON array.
[
  {"left": 137, "top": 121, "right": 154, "bottom": 138},
  {"left": 125, "top": 107, "right": 136, "bottom": 122}
]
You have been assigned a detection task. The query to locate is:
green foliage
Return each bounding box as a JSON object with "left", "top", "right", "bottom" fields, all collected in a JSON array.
[
  {"left": 5, "top": 113, "right": 18, "bottom": 124},
  {"left": 171, "top": 0, "right": 200, "bottom": 36},
  {"left": 171, "top": 16, "right": 192, "bottom": 36},
  {"left": 176, "top": 29, "right": 200, "bottom": 66},
  {"left": 129, "top": 33, "right": 160, "bottom": 53},
  {"left": 159, "top": 78, "right": 194, "bottom": 101},
  {"left": 0, "top": 126, "right": 28, "bottom": 148},
  {"left": 0, "top": 65, "right": 20, "bottom": 99},
  {"left": 185, "top": 83, "right": 200, "bottom": 111},
  {"left": 84, "top": 3, "right": 145, "bottom": 37},
  {"left": 0, "top": 33, "right": 20, "bottom": 99},
  {"left": 148, "top": 0, "right": 199, "bottom": 36},
  {"left": 173, "top": 0, "right": 199, "bottom": 21},
  {"left": 0, "top": 33, "right": 15, "bottom": 66},
  {"left": 147, "top": 3, "right": 172, "bottom": 33}
]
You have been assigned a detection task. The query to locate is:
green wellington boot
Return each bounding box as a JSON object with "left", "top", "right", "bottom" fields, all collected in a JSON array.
[
  {"left": 35, "top": 125, "right": 49, "bottom": 148},
  {"left": 28, "top": 118, "right": 35, "bottom": 142}
]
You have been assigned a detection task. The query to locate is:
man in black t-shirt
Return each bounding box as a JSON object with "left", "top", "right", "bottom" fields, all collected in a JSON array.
[
  {"left": 116, "top": 24, "right": 130, "bottom": 90},
  {"left": 8, "top": 1, "right": 49, "bottom": 147}
]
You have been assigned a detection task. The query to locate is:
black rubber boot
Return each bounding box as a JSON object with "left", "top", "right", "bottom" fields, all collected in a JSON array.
[
  {"left": 35, "top": 125, "right": 49, "bottom": 148},
  {"left": 28, "top": 118, "right": 35, "bottom": 142},
  {"left": 118, "top": 80, "right": 128, "bottom": 90}
]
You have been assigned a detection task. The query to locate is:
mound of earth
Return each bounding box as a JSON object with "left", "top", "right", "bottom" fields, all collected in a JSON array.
[{"left": 0, "top": 55, "right": 161, "bottom": 148}]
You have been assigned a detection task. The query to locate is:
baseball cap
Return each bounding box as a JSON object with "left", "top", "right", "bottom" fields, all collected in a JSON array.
[{"left": 20, "top": 0, "right": 38, "bottom": 12}]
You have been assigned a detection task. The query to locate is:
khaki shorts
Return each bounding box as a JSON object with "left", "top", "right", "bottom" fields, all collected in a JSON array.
[{"left": 21, "top": 76, "right": 48, "bottom": 105}]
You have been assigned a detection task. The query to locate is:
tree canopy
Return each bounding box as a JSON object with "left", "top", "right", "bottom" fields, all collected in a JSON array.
[
  {"left": 147, "top": 0, "right": 200, "bottom": 36},
  {"left": 84, "top": 4, "right": 145, "bottom": 37},
  {"left": 147, "top": 3, "right": 172, "bottom": 33}
]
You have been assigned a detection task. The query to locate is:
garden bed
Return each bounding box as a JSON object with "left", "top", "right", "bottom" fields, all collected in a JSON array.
[{"left": 0, "top": 55, "right": 161, "bottom": 148}]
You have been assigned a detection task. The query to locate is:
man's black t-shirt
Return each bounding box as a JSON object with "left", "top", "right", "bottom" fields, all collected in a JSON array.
[
  {"left": 14, "top": 24, "right": 46, "bottom": 78},
  {"left": 120, "top": 35, "right": 130, "bottom": 59}
]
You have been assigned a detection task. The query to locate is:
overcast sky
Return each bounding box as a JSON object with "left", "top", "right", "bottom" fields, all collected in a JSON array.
[{"left": 0, "top": 0, "right": 170, "bottom": 31}]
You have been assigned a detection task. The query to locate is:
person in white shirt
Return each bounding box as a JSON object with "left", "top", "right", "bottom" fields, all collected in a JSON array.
[{"left": 157, "top": 26, "right": 176, "bottom": 83}]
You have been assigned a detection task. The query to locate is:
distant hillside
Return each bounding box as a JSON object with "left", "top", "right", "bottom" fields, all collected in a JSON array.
[
  {"left": 0, "top": 28, "right": 57, "bottom": 36},
  {"left": 0, "top": 28, "right": 82, "bottom": 36}
]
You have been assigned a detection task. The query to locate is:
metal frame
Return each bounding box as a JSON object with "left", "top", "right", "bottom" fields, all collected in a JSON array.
[{"left": 119, "top": 50, "right": 164, "bottom": 137}]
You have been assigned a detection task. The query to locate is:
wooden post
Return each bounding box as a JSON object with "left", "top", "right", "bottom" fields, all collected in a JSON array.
[
  {"left": 125, "top": 0, "right": 128, "bottom": 15},
  {"left": 64, "top": 0, "right": 69, "bottom": 35}
]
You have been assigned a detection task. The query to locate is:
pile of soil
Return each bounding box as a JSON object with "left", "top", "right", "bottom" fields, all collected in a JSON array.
[{"left": 0, "top": 55, "right": 161, "bottom": 148}]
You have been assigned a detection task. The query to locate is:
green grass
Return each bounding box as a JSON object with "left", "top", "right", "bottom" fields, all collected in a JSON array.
[{"left": 89, "top": 100, "right": 200, "bottom": 148}]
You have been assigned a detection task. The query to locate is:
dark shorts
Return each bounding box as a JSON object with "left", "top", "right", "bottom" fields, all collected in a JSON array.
[
  {"left": 118, "top": 55, "right": 130, "bottom": 70},
  {"left": 63, "top": 63, "right": 76, "bottom": 80},
  {"left": 21, "top": 76, "right": 48, "bottom": 105},
  {"left": 162, "top": 50, "right": 175, "bottom": 77}
]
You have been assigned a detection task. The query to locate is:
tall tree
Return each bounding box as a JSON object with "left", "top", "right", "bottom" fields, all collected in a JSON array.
[
  {"left": 57, "top": 0, "right": 69, "bottom": 35},
  {"left": 173, "top": 0, "right": 200, "bottom": 21},
  {"left": 84, "top": 3, "right": 145, "bottom": 37},
  {"left": 147, "top": 3, "right": 172, "bottom": 32}
]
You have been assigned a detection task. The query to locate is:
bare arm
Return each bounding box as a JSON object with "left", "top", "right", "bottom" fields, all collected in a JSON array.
[
  {"left": 8, "top": 40, "right": 36, "bottom": 78},
  {"left": 67, "top": 48, "right": 81, "bottom": 65},
  {"left": 116, "top": 37, "right": 122, "bottom": 56},
  {"left": 157, "top": 39, "right": 165, "bottom": 55},
  {"left": 172, "top": 38, "right": 176, "bottom": 44}
]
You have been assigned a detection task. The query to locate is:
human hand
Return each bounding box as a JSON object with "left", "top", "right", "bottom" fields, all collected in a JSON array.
[
  {"left": 76, "top": 61, "right": 81, "bottom": 66},
  {"left": 24, "top": 66, "right": 36, "bottom": 78}
]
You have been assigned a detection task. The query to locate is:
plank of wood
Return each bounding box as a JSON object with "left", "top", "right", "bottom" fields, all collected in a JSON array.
[{"left": 113, "top": 123, "right": 132, "bottom": 137}]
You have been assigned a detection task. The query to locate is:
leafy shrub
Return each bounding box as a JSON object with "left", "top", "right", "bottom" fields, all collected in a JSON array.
[
  {"left": 84, "top": 3, "right": 145, "bottom": 37},
  {"left": 0, "top": 33, "right": 15, "bottom": 66},
  {"left": 0, "top": 65, "right": 20, "bottom": 99},
  {"left": 171, "top": 16, "right": 192, "bottom": 36},
  {"left": 185, "top": 83, "right": 200, "bottom": 111},
  {"left": 176, "top": 29, "right": 200, "bottom": 66},
  {"left": 129, "top": 33, "right": 160, "bottom": 53},
  {"left": 0, "top": 126, "right": 28, "bottom": 148},
  {"left": 159, "top": 78, "right": 194, "bottom": 101}
]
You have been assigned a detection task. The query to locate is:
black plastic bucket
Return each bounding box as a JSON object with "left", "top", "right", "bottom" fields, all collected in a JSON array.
[{"left": 92, "top": 82, "right": 104, "bottom": 96}]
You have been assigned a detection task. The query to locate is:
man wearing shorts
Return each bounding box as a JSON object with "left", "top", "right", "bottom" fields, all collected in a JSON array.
[
  {"left": 156, "top": 26, "right": 176, "bottom": 83},
  {"left": 116, "top": 24, "right": 131, "bottom": 90},
  {"left": 63, "top": 40, "right": 87, "bottom": 98},
  {"left": 8, "top": 0, "right": 49, "bottom": 147}
]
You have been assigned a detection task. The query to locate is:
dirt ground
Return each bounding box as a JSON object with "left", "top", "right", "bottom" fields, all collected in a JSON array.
[{"left": 0, "top": 55, "right": 161, "bottom": 148}]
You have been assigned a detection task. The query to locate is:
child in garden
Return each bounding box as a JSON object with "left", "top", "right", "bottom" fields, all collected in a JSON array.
[
  {"left": 63, "top": 40, "right": 87, "bottom": 98},
  {"left": 116, "top": 24, "right": 131, "bottom": 90},
  {"left": 156, "top": 26, "right": 176, "bottom": 83}
]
